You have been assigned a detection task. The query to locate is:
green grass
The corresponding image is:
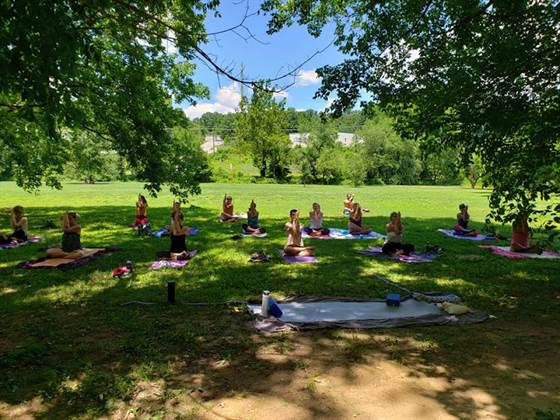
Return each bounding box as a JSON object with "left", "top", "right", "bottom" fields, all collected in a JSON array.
[{"left": 1, "top": 182, "right": 559, "bottom": 419}]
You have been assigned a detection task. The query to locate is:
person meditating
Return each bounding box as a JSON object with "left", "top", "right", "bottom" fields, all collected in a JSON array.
[
  {"left": 382, "top": 212, "right": 415, "bottom": 256},
  {"left": 343, "top": 193, "right": 354, "bottom": 216},
  {"left": 134, "top": 195, "right": 149, "bottom": 226},
  {"left": 348, "top": 202, "right": 372, "bottom": 235},
  {"left": 220, "top": 195, "right": 238, "bottom": 222},
  {"left": 304, "top": 202, "right": 330, "bottom": 236},
  {"left": 284, "top": 209, "right": 315, "bottom": 256},
  {"left": 168, "top": 209, "right": 192, "bottom": 260},
  {"left": 0, "top": 206, "right": 28, "bottom": 244},
  {"left": 242, "top": 200, "right": 266, "bottom": 235},
  {"left": 453, "top": 203, "right": 478, "bottom": 236},
  {"left": 46, "top": 212, "right": 84, "bottom": 259},
  {"left": 510, "top": 213, "right": 542, "bottom": 254},
  {"left": 344, "top": 193, "right": 369, "bottom": 216}
]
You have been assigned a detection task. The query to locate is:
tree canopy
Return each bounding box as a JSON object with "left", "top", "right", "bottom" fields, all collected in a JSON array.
[
  {"left": 1, "top": 0, "right": 215, "bottom": 199},
  {"left": 262, "top": 0, "right": 560, "bottom": 225},
  {"left": 235, "top": 88, "right": 292, "bottom": 180}
]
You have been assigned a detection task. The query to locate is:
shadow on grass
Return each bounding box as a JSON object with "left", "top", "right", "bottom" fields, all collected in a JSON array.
[{"left": 1, "top": 207, "right": 559, "bottom": 418}]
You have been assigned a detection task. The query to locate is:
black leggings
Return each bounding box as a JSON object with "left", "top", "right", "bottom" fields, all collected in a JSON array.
[
  {"left": 382, "top": 242, "right": 415, "bottom": 256},
  {"left": 242, "top": 224, "right": 266, "bottom": 233}
]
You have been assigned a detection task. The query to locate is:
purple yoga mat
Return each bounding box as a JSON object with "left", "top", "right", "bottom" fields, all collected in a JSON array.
[
  {"left": 279, "top": 250, "right": 319, "bottom": 264},
  {"left": 0, "top": 236, "right": 41, "bottom": 249},
  {"left": 357, "top": 247, "right": 439, "bottom": 263}
]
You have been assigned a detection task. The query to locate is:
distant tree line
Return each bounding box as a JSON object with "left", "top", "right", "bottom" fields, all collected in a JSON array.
[{"left": 192, "top": 92, "right": 480, "bottom": 187}]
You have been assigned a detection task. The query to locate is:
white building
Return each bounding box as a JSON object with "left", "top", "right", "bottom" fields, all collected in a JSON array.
[
  {"left": 289, "top": 132, "right": 310, "bottom": 147},
  {"left": 288, "top": 132, "right": 361, "bottom": 147},
  {"left": 201, "top": 135, "right": 224, "bottom": 154},
  {"left": 337, "top": 132, "right": 361, "bottom": 146}
]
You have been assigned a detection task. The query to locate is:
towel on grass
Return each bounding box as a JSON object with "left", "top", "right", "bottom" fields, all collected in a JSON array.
[
  {"left": 438, "top": 229, "right": 495, "bottom": 241},
  {"left": 279, "top": 249, "right": 319, "bottom": 264},
  {"left": 0, "top": 236, "right": 41, "bottom": 250},
  {"left": 357, "top": 247, "right": 440, "bottom": 263},
  {"left": 152, "top": 227, "right": 199, "bottom": 238},
  {"left": 302, "top": 228, "right": 385, "bottom": 240},
  {"left": 17, "top": 247, "right": 117, "bottom": 270},
  {"left": 480, "top": 245, "right": 560, "bottom": 260},
  {"left": 247, "top": 296, "right": 488, "bottom": 333},
  {"left": 150, "top": 250, "right": 197, "bottom": 269}
]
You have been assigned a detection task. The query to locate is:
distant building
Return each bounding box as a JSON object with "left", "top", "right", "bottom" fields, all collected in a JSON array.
[
  {"left": 288, "top": 132, "right": 361, "bottom": 147},
  {"left": 201, "top": 135, "right": 224, "bottom": 154},
  {"left": 337, "top": 132, "right": 361, "bottom": 146},
  {"left": 289, "top": 132, "right": 310, "bottom": 147}
]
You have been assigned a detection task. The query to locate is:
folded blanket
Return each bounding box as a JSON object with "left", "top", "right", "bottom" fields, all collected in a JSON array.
[
  {"left": 0, "top": 236, "right": 41, "bottom": 250},
  {"left": 302, "top": 228, "right": 385, "bottom": 240},
  {"left": 18, "top": 247, "right": 117, "bottom": 270},
  {"left": 480, "top": 245, "right": 560, "bottom": 260},
  {"left": 279, "top": 249, "right": 319, "bottom": 264},
  {"left": 152, "top": 227, "right": 199, "bottom": 238},
  {"left": 150, "top": 250, "right": 198, "bottom": 269},
  {"left": 357, "top": 247, "right": 439, "bottom": 263},
  {"left": 438, "top": 229, "right": 494, "bottom": 241}
]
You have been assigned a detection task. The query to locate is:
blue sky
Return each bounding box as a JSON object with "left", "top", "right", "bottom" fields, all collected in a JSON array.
[{"left": 180, "top": 0, "right": 344, "bottom": 118}]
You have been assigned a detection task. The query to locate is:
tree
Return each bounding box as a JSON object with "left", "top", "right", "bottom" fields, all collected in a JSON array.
[
  {"left": 263, "top": 0, "right": 560, "bottom": 225},
  {"left": 356, "top": 114, "right": 420, "bottom": 185},
  {"left": 466, "top": 155, "right": 484, "bottom": 189},
  {"left": 1, "top": 0, "right": 216, "bottom": 200},
  {"left": 64, "top": 130, "right": 120, "bottom": 184},
  {"left": 235, "top": 88, "right": 291, "bottom": 180},
  {"left": 297, "top": 119, "right": 337, "bottom": 183}
]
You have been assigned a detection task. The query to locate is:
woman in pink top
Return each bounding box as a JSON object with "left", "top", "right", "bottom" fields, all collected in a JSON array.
[{"left": 510, "top": 214, "right": 541, "bottom": 253}]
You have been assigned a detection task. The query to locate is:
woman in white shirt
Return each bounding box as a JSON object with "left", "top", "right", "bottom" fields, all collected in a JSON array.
[
  {"left": 382, "top": 212, "right": 415, "bottom": 255},
  {"left": 304, "top": 203, "right": 330, "bottom": 236}
]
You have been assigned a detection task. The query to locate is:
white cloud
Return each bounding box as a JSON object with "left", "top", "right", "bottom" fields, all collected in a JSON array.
[
  {"left": 273, "top": 90, "right": 289, "bottom": 99},
  {"left": 296, "top": 69, "right": 321, "bottom": 86},
  {"left": 163, "top": 30, "right": 177, "bottom": 55},
  {"left": 183, "top": 82, "right": 241, "bottom": 119},
  {"left": 215, "top": 83, "right": 242, "bottom": 108}
]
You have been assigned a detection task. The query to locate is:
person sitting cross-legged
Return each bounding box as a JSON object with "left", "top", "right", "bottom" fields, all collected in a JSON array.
[
  {"left": 168, "top": 210, "right": 192, "bottom": 260},
  {"left": 284, "top": 209, "right": 315, "bottom": 257},
  {"left": 0, "top": 206, "right": 28, "bottom": 244},
  {"left": 348, "top": 202, "right": 372, "bottom": 235},
  {"left": 510, "top": 213, "right": 542, "bottom": 254},
  {"left": 46, "top": 212, "right": 85, "bottom": 259},
  {"left": 453, "top": 203, "right": 479, "bottom": 237},
  {"left": 382, "top": 211, "right": 415, "bottom": 256},
  {"left": 242, "top": 200, "right": 266, "bottom": 235},
  {"left": 304, "top": 202, "right": 330, "bottom": 237},
  {"left": 220, "top": 194, "right": 238, "bottom": 223}
]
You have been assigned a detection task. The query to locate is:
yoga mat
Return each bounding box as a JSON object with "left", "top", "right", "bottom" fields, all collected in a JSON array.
[
  {"left": 438, "top": 229, "right": 494, "bottom": 241},
  {"left": 279, "top": 250, "right": 319, "bottom": 264},
  {"left": 480, "top": 245, "right": 560, "bottom": 260},
  {"left": 357, "top": 247, "right": 439, "bottom": 263},
  {"left": 303, "top": 228, "right": 385, "bottom": 240},
  {"left": 247, "top": 296, "right": 489, "bottom": 332},
  {"left": 150, "top": 250, "right": 197, "bottom": 269},
  {"left": 241, "top": 231, "right": 268, "bottom": 238},
  {"left": 150, "top": 260, "right": 189, "bottom": 270},
  {"left": 0, "top": 236, "right": 41, "bottom": 249},
  {"left": 18, "top": 248, "right": 116, "bottom": 270},
  {"left": 152, "top": 227, "right": 199, "bottom": 237}
]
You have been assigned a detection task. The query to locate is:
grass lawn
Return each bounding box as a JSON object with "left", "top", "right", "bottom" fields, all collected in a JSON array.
[{"left": 1, "top": 182, "right": 559, "bottom": 419}]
